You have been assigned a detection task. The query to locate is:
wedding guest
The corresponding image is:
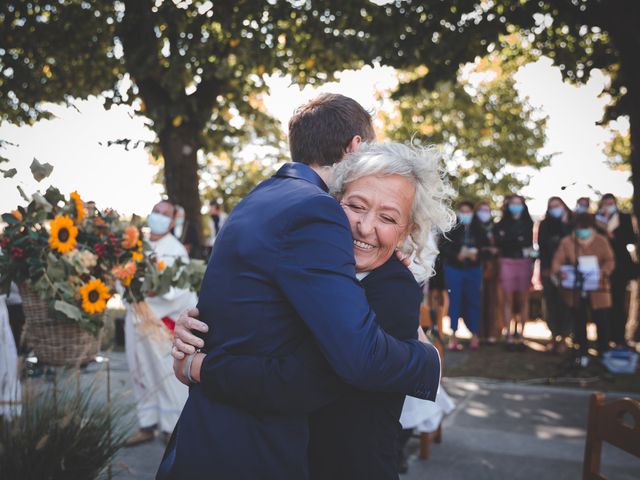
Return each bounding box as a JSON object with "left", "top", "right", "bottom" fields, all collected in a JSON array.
[
  {"left": 440, "top": 201, "right": 487, "bottom": 350},
  {"left": 0, "top": 293, "right": 21, "bottom": 417},
  {"left": 495, "top": 195, "right": 534, "bottom": 345},
  {"left": 205, "top": 200, "right": 227, "bottom": 255},
  {"left": 425, "top": 246, "right": 448, "bottom": 347},
  {"left": 475, "top": 201, "right": 502, "bottom": 342},
  {"left": 552, "top": 213, "right": 614, "bottom": 367},
  {"left": 172, "top": 204, "right": 202, "bottom": 259},
  {"left": 6, "top": 282, "right": 25, "bottom": 352},
  {"left": 575, "top": 197, "right": 591, "bottom": 214},
  {"left": 538, "top": 196, "right": 573, "bottom": 353},
  {"left": 124, "top": 200, "right": 197, "bottom": 446},
  {"left": 595, "top": 193, "right": 636, "bottom": 347}
]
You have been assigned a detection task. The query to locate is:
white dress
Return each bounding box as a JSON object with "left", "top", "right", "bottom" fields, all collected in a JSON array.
[
  {"left": 400, "top": 387, "right": 455, "bottom": 433},
  {"left": 0, "top": 294, "right": 21, "bottom": 416},
  {"left": 125, "top": 233, "right": 197, "bottom": 433}
]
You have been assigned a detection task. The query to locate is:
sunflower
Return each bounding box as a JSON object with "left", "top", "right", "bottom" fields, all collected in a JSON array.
[
  {"left": 79, "top": 279, "right": 111, "bottom": 315},
  {"left": 49, "top": 215, "right": 78, "bottom": 254},
  {"left": 70, "top": 191, "right": 86, "bottom": 224}
]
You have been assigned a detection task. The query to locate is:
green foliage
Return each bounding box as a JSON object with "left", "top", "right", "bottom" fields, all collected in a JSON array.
[
  {"left": 0, "top": 0, "right": 382, "bottom": 217},
  {"left": 0, "top": 373, "right": 132, "bottom": 480},
  {"left": 604, "top": 128, "right": 631, "bottom": 172},
  {"left": 201, "top": 149, "right": 284, "bottom": 212},
  {"left": 384, "top": 55, "right": 549, "bottom": 203}
]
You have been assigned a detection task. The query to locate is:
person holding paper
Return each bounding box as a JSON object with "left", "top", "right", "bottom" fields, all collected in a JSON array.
[{"left": 552, "top": 213, "right": 615, "bottom": 367}]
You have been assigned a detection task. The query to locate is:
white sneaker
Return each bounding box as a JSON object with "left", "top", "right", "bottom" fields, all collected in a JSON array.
[{"left": 579, "top": 356, "right": 590, "bottom": 368}]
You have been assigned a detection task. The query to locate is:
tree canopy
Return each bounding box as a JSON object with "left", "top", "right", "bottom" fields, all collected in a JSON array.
[
  {"left": 383, "top": 47, "right": 549, "bottom": 204},
  {"left": 374, "top": 0, "right": 639, "bottom": 219},
  {"left": 0, "top": 0, "right": 380, "bottom": 233}
]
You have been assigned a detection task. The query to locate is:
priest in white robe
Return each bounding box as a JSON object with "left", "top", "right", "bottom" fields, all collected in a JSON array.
[{"left": 125, "top": 200, "right": 197, "bottom": 446}]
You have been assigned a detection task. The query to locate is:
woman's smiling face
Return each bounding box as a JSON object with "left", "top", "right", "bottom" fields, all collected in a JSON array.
[{"left": 340, "top": 174, "right": 415, "bottom": 272}]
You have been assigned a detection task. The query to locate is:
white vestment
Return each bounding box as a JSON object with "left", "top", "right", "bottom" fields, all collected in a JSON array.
[
  {"left": 0, "top": 294, "right": 21, "bottom": 416},
  {"left": 125, "top": 233, "right": 197, "bottom": 433}
]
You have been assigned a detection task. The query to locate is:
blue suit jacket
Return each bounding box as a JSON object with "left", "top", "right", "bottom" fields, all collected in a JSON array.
[{"left": 157, "top": 163, "right": 439, "bottom": 480}]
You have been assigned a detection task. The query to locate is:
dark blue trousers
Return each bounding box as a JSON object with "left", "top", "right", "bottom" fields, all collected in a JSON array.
[{"left": 444, "top": 264, "right": 482, "bottom": 335}]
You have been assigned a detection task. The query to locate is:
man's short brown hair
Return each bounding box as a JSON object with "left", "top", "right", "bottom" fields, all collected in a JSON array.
[{"left": 288, "top": 93, "right": 375, "bottom": 167}]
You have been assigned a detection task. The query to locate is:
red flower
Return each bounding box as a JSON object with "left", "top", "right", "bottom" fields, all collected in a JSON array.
[
  {"left": 161, "top": 317, "right": 176, "bottom": 333},
  {"left": 10, "top": 246, "right": 24, "bottom": 259},
  {"left": 0, "top": 238, "right": 9, "bottom": 249},
  {"left": 94, "top": 243, "right": 107, "bottom": 258}
]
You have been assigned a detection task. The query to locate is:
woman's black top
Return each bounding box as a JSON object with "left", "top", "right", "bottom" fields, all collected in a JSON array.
[
  {"left": 538, "top": 216, "right": 572, "bottom": 271},
  {"left": 495, "top": 217, "right": 534, "bottom": 259},
  {"left": 439, "top": 221, "right": 489, "bottom": 269}
]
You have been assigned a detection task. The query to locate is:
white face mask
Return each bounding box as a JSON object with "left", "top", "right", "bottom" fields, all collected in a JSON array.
[{"left": 148, "top": 212, "right": 172, "bottom": 235}]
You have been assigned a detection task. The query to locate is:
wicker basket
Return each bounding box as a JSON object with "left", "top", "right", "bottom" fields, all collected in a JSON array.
[{"left": 20, "top": 285, "right": 101, "bottom": 367}]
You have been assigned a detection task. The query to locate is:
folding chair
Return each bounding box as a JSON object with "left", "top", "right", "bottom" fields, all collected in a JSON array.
[{"left": 583, "top": 391, "right": 640, "bottom": 479}]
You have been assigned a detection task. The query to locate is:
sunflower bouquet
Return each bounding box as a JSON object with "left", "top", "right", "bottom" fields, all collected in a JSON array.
[{"left": 0, "top": 184, "right": 143, "bottom": 335}]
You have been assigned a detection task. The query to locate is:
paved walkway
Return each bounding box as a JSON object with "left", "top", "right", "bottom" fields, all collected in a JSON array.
[{"left": 100, "top": 352, "right": 639, "bottom": 480}]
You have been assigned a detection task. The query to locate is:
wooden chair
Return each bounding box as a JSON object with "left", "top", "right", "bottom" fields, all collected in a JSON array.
[
  {"left": 417, "top": 301, "right": 444, "bottom": 459},
  {"left": 583, "top": 391, "right": 640, "bottom": 480}
]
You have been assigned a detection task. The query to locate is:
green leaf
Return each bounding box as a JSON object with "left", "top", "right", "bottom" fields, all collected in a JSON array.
[
  {"left": 30, "top": 158, "right": 54, "bottom": 182},
  {"left": 44, "top": 186, "right": 65, "bottom": 206},
  {"left": 1, "top": 213, "right": 19, "bottom": 225},
  {"left": 1, "top": 168, "right": 17, "bottom": 178},
  {"left": 53, "top": 300, "right": 83, "bottom": 321},
  {"left": 47, "top": 253, "right": 66, "bottom": 282},
  {"left": 32, "top": 193, "right": 53, "bottom": 212},
  {"left": 16, "top": 185, "right": 30, "bottom": 202}
]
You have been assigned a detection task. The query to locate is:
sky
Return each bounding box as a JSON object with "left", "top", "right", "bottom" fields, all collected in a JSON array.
[{"left": 0, "top": 57, "right": 632, "bottom": 218}]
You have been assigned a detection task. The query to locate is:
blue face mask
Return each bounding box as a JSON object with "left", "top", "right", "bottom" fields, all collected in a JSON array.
[
  {"left": 605, "top": 205, "right": 617, "bottom": 215},
  {"left": 175, "top": 218, "right": 185, "bottom": 228},
  {"left": 458, "top": 212, "right": 473, "bottom": 225},
  {"left": 575, "top": 228, "right": 592, "bottom": 240},
  {"left": 476, "top": 210, "right": 492, "bottom": 223},
  {"left": 575, "top": 205, "right": 588, "bottom": 214},
  {"left": 148, "top": 212, "right": 172, "bottom": 235},
  {"left": 508, "top": 204, "right": 524, "bottom": 217},
  {"left": 549, "top": 207, "right": 564, "bottom": 219}
]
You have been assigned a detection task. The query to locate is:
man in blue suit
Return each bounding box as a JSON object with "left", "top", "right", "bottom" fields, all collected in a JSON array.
[{"left": 158, "top": 93, "right": 440, "bottom": 479}]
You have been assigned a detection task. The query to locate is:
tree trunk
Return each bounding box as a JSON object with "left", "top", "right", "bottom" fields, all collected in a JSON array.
[
  {"left": 158, "top": 126, "right": 203, "bottom": 246},
  {"left": 607, "top": 1, "right": 640, "bottom": 233}
]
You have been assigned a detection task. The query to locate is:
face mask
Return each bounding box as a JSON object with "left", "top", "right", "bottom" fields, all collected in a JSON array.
[
  {"left": 575, "top": 228, "right": 592, "bottom": 240},
  {"left": 458, "top": 213, "right": 473, "bottom": 225},
  {"left": 605, "top": 205, "right": 617, "bottom": 215},
  {"left": 148, "top": 212, "right": 172, "bottom": 235},
  {"left": 477, "top": 210, "right": 492, "bottom": 223},
  {"left": 575, "top": 205, "right": 588, "bottom": 214},
  {"left": 508, "top": 204, "right": 524, "bottom": 216},
  {"left": 549, "top": 207, "right": 564, "bottom": 219},
  {"left": 175, "top": 218, "right": 185, "bottom": 227}
]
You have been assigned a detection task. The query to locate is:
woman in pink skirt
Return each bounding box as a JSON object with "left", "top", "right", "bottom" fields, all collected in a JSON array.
[{"left": 495, "top": 195, "right": 534, "bottom": 345}]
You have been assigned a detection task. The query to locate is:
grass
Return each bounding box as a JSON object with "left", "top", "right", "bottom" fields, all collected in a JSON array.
[{"left": 0, "top": 369, "right": 133, "bottom": 480}]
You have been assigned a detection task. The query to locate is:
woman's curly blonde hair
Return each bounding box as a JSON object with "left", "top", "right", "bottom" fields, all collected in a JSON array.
[{"left": 330, "top": 142, "right": 455, "bottom": 280}]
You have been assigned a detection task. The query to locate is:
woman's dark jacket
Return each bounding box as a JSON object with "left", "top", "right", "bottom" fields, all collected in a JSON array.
[
  {"left": 439, "top": 221, "right": 490, "bottom": 269},
  {"left": 538, "top": 216, "right": 572, "bottom": 272},
  {"left": 495, "top": 216, "right": 534, "bottom": 259}
]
